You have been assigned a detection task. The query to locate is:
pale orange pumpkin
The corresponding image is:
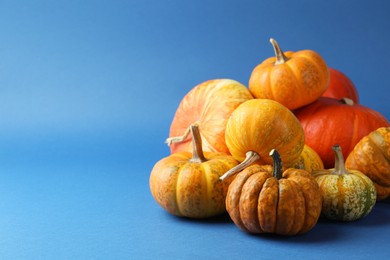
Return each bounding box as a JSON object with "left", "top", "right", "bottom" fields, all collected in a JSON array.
[
  {"left": 167, "top": 79, "right": 253, "bottom": 154},
  {"left": 225, "top": 99, "right": 304, "bottom": 167},
  {"left": 249, "top": 38, "right": 329, "bottom": 110}
]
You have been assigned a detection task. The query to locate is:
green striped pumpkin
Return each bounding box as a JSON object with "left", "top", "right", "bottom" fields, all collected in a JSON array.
[{"left": 312, "top": 144, "right": 376, "bottom": 221}]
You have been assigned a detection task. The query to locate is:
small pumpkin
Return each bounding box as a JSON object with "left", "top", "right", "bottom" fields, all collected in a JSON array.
[
  {"left": 225, "top": 98, "right": 304, "bottom": 167},
  {"left": 220, "top": 149, "right": 322, "bottom": 235},
  {"left": 249, "top": 38, "right": 329, "bottom": 110},
  {"left": 346, "top": 127, "right": 390, "bottom": 201},
  {"left": 322, "top": 68, "right": 359, "bottom": 103},
  {"left": 294, "top": 97, "right": 389, "bottom": 168},
  {"left": 312, "top": 144, "right": 377, "bottom": 221},
  {"left": 150, "top": 124, "right": 238, "bottom": 218},
  {"left": 292, "top": 144, "right": 324, "bottom": 173},
  {"left": 167, "top": 79, "right": 253, "bottom": 154}
]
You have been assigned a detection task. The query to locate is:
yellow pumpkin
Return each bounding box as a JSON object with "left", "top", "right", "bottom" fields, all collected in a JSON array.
[{"left": 292, "top": 145, "right": 324, "bottom": 172}]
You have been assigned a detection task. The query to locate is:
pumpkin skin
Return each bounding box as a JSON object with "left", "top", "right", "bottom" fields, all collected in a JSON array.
[
  {"left": 249, "top": 38, "right": 329, "bottom": 110},
  {"left": 225, "top": 99, "right": 305, "bottom": 167},
  {"left": 346, "top": 127, "right": 390, "bottom": 201},
  {"left": 150, "top": 125, "right": 238, "bottom": 218},
  {"left": 292, "top": 144, "right": 324, "bottom": 173},
  {"left": 167, "top": 79, "right": 253, "bottom": 154},
  {"left": 224, "top": 150, "right": 322, "bottom": 235},
  {"left": 322, "top": 68, "right": 359, "bottom": 103},
  {"left": 313, "top": 145, "right": 376, "bottom": 221},
  {"left": 294, "top": 97, "right": 389, "bottom": 168}
]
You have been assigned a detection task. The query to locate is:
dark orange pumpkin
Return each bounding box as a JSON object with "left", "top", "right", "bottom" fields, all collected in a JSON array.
[
  {"left": 322, "top": 68, "right": 359, "bottom": 103},
  {"left": 346, "top": 127, "right": 390, "bottom": 200},
  {"left": 294, "top": 97, "right": 389, "bottom": 168},
  {"left": 249, "top": 38, "right": 329, "bottom": 110},
  {"left": 220, "top": 149, "right": 322, "bottom": 235}
]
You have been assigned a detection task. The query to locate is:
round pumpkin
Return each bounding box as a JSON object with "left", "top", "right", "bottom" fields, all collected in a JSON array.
[
  {"left": 150, "top": 124, "right": 238, "bottom": 218},
  {"left": 292, "top": 144, "right": 324, "bottom": 172},
  {"left": 294, "top": 97, "right": 389, "bottom": 168},
  {"left": 346, "top": 127, "right": 390, "bottom": 201},
  {"left": 167, "top": 79, "right": 253, "bottom": 154},
  {"left": 322, "top": 68, "right": 359, "bottom": 103},
  {"left": 225, "top": 98, "right": 304, "bottom": 167},
  {"left": 312, "top": 144, "right": 377, "bottom": 221},
  {"left": 248, "top": 38, "right": 329, "bottom": 110},
  {"left": 222, "top": 149, "right": 322, "bottom": 235}
]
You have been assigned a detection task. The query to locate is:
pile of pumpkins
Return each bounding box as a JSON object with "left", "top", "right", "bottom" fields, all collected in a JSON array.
[{"left": 149, "top": 38, "right": 390, "bottom": 236}]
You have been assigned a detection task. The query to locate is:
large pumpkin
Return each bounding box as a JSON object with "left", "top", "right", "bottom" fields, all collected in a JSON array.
[
  {"left": 167, "top": 79, "right": 253, "bottom": 154},
  {"left": 313, "top": 145, "right": 376, "bottom": 221},
  {"left": 294, "top": 97, "right": 389, "bottom": 168},
  {"left": 322, "top": 68, "right": 359, "bottom": 103},
  {"left": 248, "top": 38, "right": 329, "bottom": 110},
  {"left": 225, "top": 98, "right": 304, "bottom": 167},
  {"left": 346, "top": 127, "right": 390, "bottom": 201},
  {"left": 221, "top": 149, "right": 322, "bottom": 235},
  {"left": 150, "top": 125, "right": 238, "bottom": 218}
]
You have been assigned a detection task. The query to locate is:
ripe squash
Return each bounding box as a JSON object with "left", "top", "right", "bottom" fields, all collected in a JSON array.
[
  {"left": 322, "top": 68, "right": 359, "bottom": 103},
  {"left": 346, "top": 127, "right": 390, "bottom": 201},
  {"left": 225, "top": 99, "right": 304, "bottom": 167},
  {"left": 292, "top": 144, "right": 324, "bottom": 172},
  {"left": 249, "top": 38, "right": 329, "bottom": 110},
  {"left": 294, "top": 97, "right": 389, "bottom": 168},
  {"left": 167, "top": 79, "right": 253, "bottom": 154},
  {"left": 221, "top": 149, "right": 322, "bottom": 235},
  {"left": 150, "top": 124, "right": 238, "bottom": 218},
  {"left": 312, "top": 144, "right": 377, "bottom": 221}
]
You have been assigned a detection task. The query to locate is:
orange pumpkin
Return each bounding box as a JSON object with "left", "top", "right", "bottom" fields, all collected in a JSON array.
[
  {"left": 249, "top": 38, "right": 329, "bottom": 110},
  {"left": 292, "top": 144, "right": 324, "bottom": 172},
  {"left": 167, "top": 79, "right": 253, "bottom": 154},
  {"left": 225, "top": 98, "right": 304, "bottom": 167},
  {"left": 294, "top": 97, "right": 389, "bottom": 168},
  {"left": 150, "top": 124, "right": 238, "bottom": 218},
  {"left": 322, "top": 68, "right": 359, "bottom": 103},
  {"left": 221, "top": 149, "right": 322, "bottom": 235},
  {"left": 346, "top": 127, "right": 390, "bottom": 201}
]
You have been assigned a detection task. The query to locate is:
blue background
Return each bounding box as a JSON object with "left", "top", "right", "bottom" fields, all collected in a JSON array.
[{"left": 0, "top": 0, "right": 389, "bottom": 259}]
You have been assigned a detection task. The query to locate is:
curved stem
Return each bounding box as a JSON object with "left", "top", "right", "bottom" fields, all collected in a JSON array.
[
  {"left": 189, "top": 124, "right": 207, "bottom": 163},
  {"left": 165, "top": 121, "right": 200, "bottom": 146},
  {"left": 269, "top": 149, "right": 283, "bottom": 180},
  {"left": 332, "top": 144, "right": 349, "bottom": 175},
  {"left": 270, "top": 38, "right": 289, "bottom": 65},
  {"left": 340, "top": 97, "right": 354, "bottom": 106},
  {"left": 219, "top": 151, "right": 260, "bottom": 181}
]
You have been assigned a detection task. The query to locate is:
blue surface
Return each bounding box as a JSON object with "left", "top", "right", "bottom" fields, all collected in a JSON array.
[{"left": 0, "top": 0, "right": 389, "bottom": 259}]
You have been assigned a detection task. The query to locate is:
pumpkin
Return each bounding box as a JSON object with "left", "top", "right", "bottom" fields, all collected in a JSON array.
[
  {"left": 294, "top": 97, "right": 389, "bottom": 168},
  {"left": 346, "top": 127, "right": 390, "bottom": 201},
  {"left": 225, "top": 98, "right": 304, "bottom": 167},
  {"left": 248, "top": 38, "right": 329, "bottom": 110},
  {"left": 322, "top": 68, "right": 359, "bottom": 103},
  {"left": 150, "top": 124, "right": 238, "bottom": 218},
  {"left": 220, "top": 149, "right": 322, "bottom": 235},
  {"left": 292, "top": 144, "right": 324, "bottom": 172},
  {"left": 312, "top": 144, "right": 377, "bottom": 221},
  {"left": 166, "top": 79, "right": 253, "bottom": 154}
]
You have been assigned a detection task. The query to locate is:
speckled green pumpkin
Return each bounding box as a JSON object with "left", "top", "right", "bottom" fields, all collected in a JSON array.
[{"left": 312, "top": 145, "right": 376, "bottom": 221}]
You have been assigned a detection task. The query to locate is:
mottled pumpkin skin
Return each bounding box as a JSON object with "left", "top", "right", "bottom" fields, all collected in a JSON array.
[
  {"left": 249, "top": 49, "right": 329, "bottom": 110},
  {"left": 346, "top": 127, "right": 390, "bottom": 200},
  {"left": 169, "top": 79, "right": 253, "bottom": 154},
  {"left": 292, "top": 144, "right": 324, "bottom": 172},
  {"left": 226, "top": 165, "right": 322, "bottom": 235},
  {"left": 225, "top": 99, "right": 305, "bottom": 167},
  {"left": 313, "top": 170, "right": 377, "bottom": 221},
  {"left": 150, "top": 152, "right": 238, "bottom": 218}
]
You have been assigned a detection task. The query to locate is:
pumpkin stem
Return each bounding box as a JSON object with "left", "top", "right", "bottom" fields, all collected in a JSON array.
[
  {"left": 219, "top": 151, "right": 260, "bottom": 181},
  {"left": 332, "top": 144, "right": 349, "bottom": 175},
  {"left": 270, "top": 38, "right": 289, "bottom": 65},
  {"left": 189, "top": 124, "right": 207, "bottom": 163},
  {"left": 165, "top": 122, "right": 200, "bottom": 146},
  {"left": 269, "top": 149, "right": 283, "bottom": 180},
  {"left": 340, "top": 98, "right": 354, "bottom": 106}
]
